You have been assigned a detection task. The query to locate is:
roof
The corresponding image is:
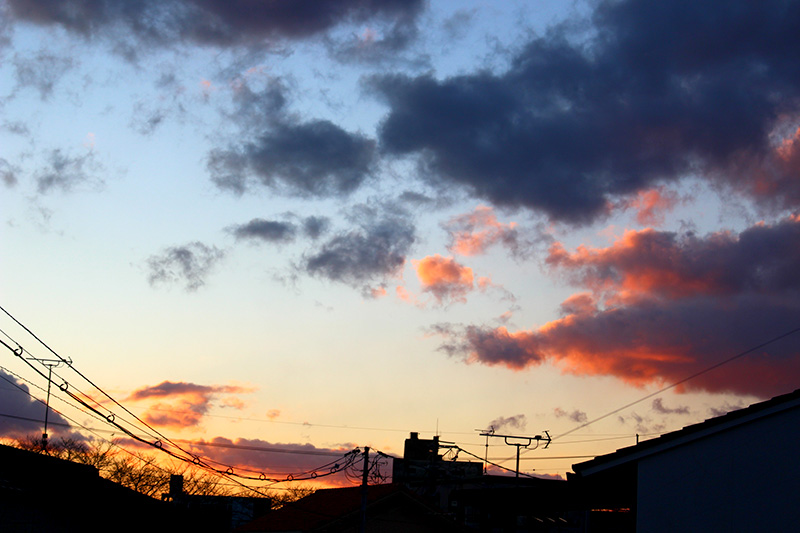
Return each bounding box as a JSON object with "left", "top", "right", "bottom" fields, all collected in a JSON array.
[
  {"left": 238, "top": 484, "right": 405, "bottom": 532},
  {"left": 0, "top": 443, "right": 193, "bottom": 530},
  {"left": 573, "top": 387, "right": 800, "bottom": 476}
]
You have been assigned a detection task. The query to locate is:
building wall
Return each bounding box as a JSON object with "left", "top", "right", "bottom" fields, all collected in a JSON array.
[{"left": 636, "top": 405, "right": 800, "bottom": 532}]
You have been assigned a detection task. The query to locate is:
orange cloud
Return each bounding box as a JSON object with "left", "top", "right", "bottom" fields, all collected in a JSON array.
[
  {"left": 435, "top": 293, "right": 800, "bottom": 397},
  {"left": 437, "top": 217, "right": 800, "bottom": 397},
  {"left": 412, "top": 254, "right": 474, "bottom": 304},
  {"left": 445, "top": 205, "right": 519, "bottom": 256},
  {"left": 546, "top": 216, "right": 800, "bottom": 305},
  {"left": 129, "top": 381, "right": 252, "bottom": 430}
]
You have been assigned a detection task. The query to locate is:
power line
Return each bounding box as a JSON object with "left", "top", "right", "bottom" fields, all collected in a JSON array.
[
  {"left": 0, "top": 313, "right": 359, "bottom": 490},
  {"left": 552, "top": 323, "right": 800, "bottom": 441},
  {"left": 129, "top": 405, "right": 424, "bottom": 434}
]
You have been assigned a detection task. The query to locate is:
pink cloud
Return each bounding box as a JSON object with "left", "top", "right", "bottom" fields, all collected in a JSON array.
[
  {"left": 395, "top": 285, "right": 416, "bottom": 304},
  {"left": 620, "top": 187, "right": 681, "bottom": 226}
]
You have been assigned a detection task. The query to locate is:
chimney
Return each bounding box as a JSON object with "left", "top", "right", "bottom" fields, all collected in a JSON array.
[{"left": 169, "top": 474, "right": 184, "bottom": 499}]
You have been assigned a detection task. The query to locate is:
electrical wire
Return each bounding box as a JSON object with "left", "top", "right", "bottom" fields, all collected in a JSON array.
[
  {"left": 0, "top": 320, "right": 249, "bottom": 482},
  {"left": 0, "top": 320, "right": 361, "bottom": 491},
  {"left": 550, "top": 323, "right": 800, "bottom": 441},
  {"left": 0, "top": 311, "right": 187, "bottom": 451},
  {"left": 454, "top": 445, "right": 538, "bottom": 479}
]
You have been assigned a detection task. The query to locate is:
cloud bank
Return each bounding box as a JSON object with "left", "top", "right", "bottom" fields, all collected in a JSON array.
[
  {"left": 435, "top": 217, "right": 800, "bottom": 398},
  {"left": 7, "top": 0, "right": 424, "bottom": 49},
  {"left": 371, "top": 0, "right": 800, "bottom": 224}
]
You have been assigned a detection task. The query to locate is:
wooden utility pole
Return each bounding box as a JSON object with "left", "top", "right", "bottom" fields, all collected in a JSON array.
[{"left": 360, "top": 446, "right": 370, "bottom": 533}]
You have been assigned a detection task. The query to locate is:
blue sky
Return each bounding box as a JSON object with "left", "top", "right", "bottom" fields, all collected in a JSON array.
[{"left": 2, "top": 0, "right": 799, "bottom": 484}]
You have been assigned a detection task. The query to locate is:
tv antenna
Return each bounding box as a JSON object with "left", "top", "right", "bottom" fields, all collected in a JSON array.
[{"left": 480, "top": 430, "right": 550, "bottom": 478}]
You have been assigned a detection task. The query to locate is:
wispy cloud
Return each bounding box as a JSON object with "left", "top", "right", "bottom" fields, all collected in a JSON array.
[
  {"left": 300, "top": 202, "right": 415, "bottom": 288},
  {"left": 34, "top": 148, "right": 103, "bottom": 194},
  {"left": 651, "top": 398, "right": 689, "bottom": 415},
  {"left": 209, "top": 120, "right": 377, "bottom": 198},
  {"left": 444, "top": 206, "right": 525, "bottom": 257},
  {"left": 146, "top": 242, "right": 225, "bottom": 292},
  {"left": 617, "top": 187, "right": 682, "bottom": 227},
  {"left": 486, "top": 414, "right": 527, "bottom": 433},
  {"left": 229, "top": 218, "right": 298, "bottom": 244},
  {"left": 554, "top": 408, "right": 588, "bottom": 424}
]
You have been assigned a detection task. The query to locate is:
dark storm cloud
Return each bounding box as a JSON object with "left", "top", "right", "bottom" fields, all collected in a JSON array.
[
  {"left": 0, "top": 368, "right": 72, "bottom": 438},
  {"left": 146, "top": 241, "right": 225, "bottom": 291},
  {"left": 209, "top": 119, "right": 377, "bottom": 198},
  {"left": 300, "top": 202, "right": 415, "bottom": 286},
  {"left": 209, "top": 78, "right": 378, "bottom": 199},
  {"left": 34, "top": 149, "right": 102, "bottom": 194},
  {"left": 229, "top": 218, "right": 298, "bottom": 244},
  {"left": 6, "top": 0, "right": 424, "bottom": 48},
  {"left": 371, "top": 0, "right": 800, "bottom": 224}
]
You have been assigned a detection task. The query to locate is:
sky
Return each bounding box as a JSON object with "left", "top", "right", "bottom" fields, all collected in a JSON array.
[{"left": 1, "top": 0, "right": 800, "bottom": 487}]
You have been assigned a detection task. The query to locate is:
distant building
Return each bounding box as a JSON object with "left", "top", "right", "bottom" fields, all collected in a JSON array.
[
  {"left": 571, "top": 388, "right": 800, "bottom": 532},
  {"left": 166, "top": 474, "right": 272, "bottom": 531},
  {"left": 391, "top": 432, "right": 483, "bottom": 485},
  {"left": 237, "top": 484, "right": 463, "bottom": 532},
  {"left": 392, "top": 432, "right": 579, "bottom": 531}
]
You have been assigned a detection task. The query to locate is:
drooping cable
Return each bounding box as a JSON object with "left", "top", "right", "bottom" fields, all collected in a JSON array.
[
  {"left": 0, "top": 324, "right": 362, "bottom": 490},
  {"left": 551, "top": 324, "right": 800, "bottom": 441}
]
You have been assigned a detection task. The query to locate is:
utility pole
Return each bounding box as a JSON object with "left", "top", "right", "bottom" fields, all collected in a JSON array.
[
  {"left": 26, "top": 356, "right": 67, "bottom": 452},
  {"left": 360, "top": 446, "right": 370, "bottom": 533},
  {"left": 475, "top": 427, "right": 494, "bottom": 474}
]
